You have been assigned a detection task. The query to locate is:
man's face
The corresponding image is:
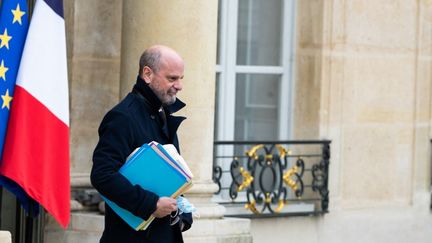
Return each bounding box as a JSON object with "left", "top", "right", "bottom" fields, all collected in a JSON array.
[{"left": 146, "top": 58, "right": 184, "bottom": 105}]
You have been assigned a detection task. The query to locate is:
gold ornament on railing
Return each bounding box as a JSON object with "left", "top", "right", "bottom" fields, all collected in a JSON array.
[
  {"left": 283, "top": 165, "right": 299, "bottom": 191},
  {"left": 264, "top": 193, "right": 272, "bottom": 204},
  {"left": 237, "top": 166, "right": 253, "bottom": 192},
  {"left": 245, "top": 144, "right": 264, "bottom": 160},
  {"left": 275, "top": 199, "right": 285, "bottom": 213},
  {"left": 245, "top": 199, "right": 259, "bottom": 214},
  {"left": 242, "top": 144, "right": 295, "bottom": 214},
  {"left": 265, "top": 154, "right": 273, "bottom": 164},
  {"left": 275, "top": 144, "right": 290, "bottom": 158}
]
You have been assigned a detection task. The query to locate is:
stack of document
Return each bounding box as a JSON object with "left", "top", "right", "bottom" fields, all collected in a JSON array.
[{"left": 101, "top": 141, "right": 193, "bottom": 231}]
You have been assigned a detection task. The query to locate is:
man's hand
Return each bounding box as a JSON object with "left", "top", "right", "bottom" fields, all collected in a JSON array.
[{"left": 152, "top": 197, "right": 177, "bottom": 218}]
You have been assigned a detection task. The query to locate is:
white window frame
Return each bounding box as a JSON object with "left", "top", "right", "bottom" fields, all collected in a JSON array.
[
  {"left": 215, "top": 0, "right": 297, "bottom": 142},
  {"left": 214, "top": 0, "right": 298, "bottom": 205}
]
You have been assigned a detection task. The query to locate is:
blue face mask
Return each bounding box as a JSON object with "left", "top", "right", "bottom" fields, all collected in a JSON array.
[{"left": 177, "top": 196, "right": 197, "bottom": 215}]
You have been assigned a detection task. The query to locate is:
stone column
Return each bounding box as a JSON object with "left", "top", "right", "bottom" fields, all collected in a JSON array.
[
  {"left": 67, "top": 0, "right": 123, "bottom": 186},
  {"left": 45, "top": 0, "right": 123, "bottom": 242},
  {"left": 120, "top": 1, "right": 252, "bottom": 242}
]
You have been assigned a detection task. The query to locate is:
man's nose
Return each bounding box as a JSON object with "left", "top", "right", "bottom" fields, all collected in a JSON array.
[{"left": 174, "top": 79, "right": 183, "bottom": 91}]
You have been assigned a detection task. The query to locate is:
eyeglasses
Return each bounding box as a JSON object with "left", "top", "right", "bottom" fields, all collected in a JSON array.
[{"left": 170, "top": 209, "right": 180, "bottom": 226}]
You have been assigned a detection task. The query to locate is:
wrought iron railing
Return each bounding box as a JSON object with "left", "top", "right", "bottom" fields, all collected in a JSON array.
[{"left": 213, "top": 140, "right": 330, "bottom": 217}]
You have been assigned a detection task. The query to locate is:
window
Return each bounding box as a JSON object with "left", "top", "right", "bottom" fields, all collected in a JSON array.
[
  {"left": 214, "top": 0, "right": 298, "bottom": 207},
  {"left": 215, "top": 0, "right": 297, "bottom": 142}
]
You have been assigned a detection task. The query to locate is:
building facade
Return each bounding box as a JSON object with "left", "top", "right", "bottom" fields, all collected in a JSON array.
[{"left": 1, "top": 0, "right": 432, "bottom": 242}]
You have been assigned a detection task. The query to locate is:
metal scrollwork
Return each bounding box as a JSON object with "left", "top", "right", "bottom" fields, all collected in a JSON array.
[
  {"left": 283, "top": 157, "right": 305, "bottom": 198},
  {"left": 229, "top": 158, "right": 254, "bottom": 199},
  {"left": 213, "top": 165, "right": 222, "bottom": 194},
  {"left": 312, "top": 143, "right": 330, "bottom": 211},
  {"left": 213, "top": 140, "right": 331, "bottom": 217},
  {"left": 226, "top": 144, "right": 307, "bottom": 214}
]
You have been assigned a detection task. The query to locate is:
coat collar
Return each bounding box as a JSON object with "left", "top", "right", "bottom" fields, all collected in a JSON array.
[{"left": 132, "top": 76, "right": 186, "bottom": 114}]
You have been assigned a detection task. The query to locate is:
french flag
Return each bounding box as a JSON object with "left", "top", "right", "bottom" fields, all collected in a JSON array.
[{"left": 0, "top": 0, "right": 70, "bottom": 228}]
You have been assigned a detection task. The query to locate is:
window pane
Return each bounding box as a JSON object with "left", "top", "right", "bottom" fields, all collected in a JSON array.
[
  {"left": 235, "top": 74, "right": 280, "bottom": 141},
  {"left": 214, "top": 73, "right": 221, "bottom": 139},
  {"left": 236, "top": 0, "right": 283, "bottom": 66},
  {"left": 216, "top": 0, "right": 222, "bottom": 64}
]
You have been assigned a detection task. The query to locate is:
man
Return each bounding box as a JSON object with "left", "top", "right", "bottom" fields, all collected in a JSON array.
[{"left": 91, "top": 45, "right": 192, "bottom": 243}]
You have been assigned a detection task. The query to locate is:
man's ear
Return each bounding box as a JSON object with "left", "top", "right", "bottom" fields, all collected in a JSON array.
[{"left": 142, "top": 66, "right": 153, "bottom": 84}]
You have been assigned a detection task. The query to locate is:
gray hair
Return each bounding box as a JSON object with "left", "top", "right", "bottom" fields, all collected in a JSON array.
[{"left": 138, "top": 48, "right": 162, "bottom": 75}]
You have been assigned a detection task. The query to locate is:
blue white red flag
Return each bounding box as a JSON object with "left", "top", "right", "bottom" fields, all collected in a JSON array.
[
  {"left": 0, "top": 0, "right": 70, "bottom": 228},
  {"left": 0, "top": 0, "right": 39, "bottom": 216}
]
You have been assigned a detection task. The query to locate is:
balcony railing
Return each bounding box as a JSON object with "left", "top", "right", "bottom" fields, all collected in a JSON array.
[{"left": 213, "top": 140, "right": 330, "bottom": 218}]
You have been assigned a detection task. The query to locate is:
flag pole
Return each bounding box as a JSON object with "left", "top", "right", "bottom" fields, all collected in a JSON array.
[
  {"left": 15, "top": 200, "right": 22, "bottom": 243},
  {"left": 0, "top": 187, "right": 2, "bottom": 226},
  {"left": 24, "top": 202, "right": 33, "bottom": 243}
]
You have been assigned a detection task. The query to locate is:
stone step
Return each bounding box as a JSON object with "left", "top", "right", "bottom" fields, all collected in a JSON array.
[
  {"left": 45, "top": 212, "right": 252, "bottom": 243},
  {"left": 0, "top": 231, "right": 11, "bottom": 243}
]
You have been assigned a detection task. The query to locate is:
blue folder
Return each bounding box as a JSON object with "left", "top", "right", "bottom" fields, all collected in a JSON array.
[{"left": 102, "top": 143, "right": 193, "bottom": 231}]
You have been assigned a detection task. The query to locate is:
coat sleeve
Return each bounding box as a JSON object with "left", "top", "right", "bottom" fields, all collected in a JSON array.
[
  {"left": 180, "top": 212, "right": 193, "bottom": 232},
  {"left": 90, "top": 109, "right": 159, "bottom": 221}
]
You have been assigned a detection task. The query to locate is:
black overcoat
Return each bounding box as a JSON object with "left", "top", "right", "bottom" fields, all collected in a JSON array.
[{"left": 91, "top": 77, "right": 192, "bottom": 243}]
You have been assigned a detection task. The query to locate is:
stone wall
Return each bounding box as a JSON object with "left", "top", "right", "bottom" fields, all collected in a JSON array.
[
  {"left": 312, "top": 0, "right": 431, "bottom": 208},
  {"left": 250, "top": 1, "right": 432, "bottom": 242}
]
